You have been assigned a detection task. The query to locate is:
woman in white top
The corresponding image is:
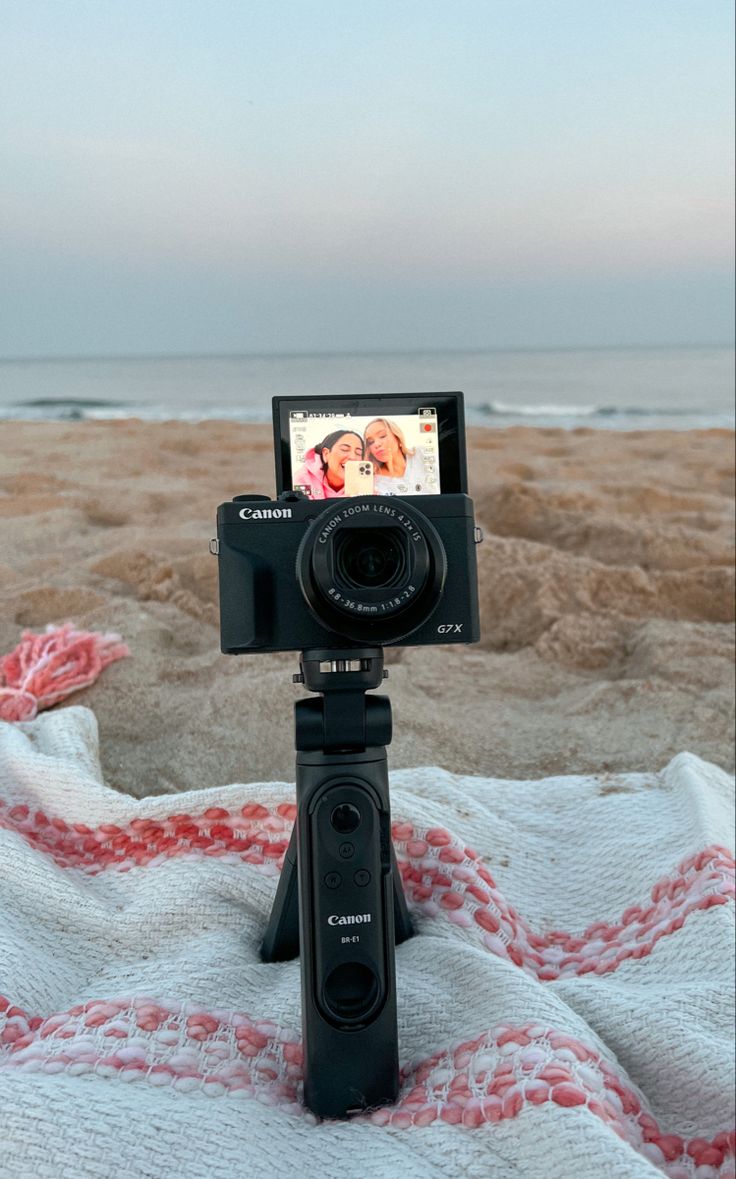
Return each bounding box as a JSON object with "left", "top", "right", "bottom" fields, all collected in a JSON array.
[{"left": 363, "top": 418, "right": 430, "bottom": 495}]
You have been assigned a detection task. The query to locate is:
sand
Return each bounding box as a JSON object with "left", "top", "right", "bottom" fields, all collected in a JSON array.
[{"left": 0, "top": 421, "right": 733, "bottom": 797}]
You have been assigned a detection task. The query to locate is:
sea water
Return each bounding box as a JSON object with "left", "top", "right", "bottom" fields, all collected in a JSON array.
[{"left": 0, "top": 346, "right": 733, "bottom": 430}]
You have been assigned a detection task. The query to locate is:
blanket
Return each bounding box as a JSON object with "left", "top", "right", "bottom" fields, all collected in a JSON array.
[{"left": 0, "top": 705, "right": 733, "bottom": 1178}]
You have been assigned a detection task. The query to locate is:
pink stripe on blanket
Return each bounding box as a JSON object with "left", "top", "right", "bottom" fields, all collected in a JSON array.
[
  {"left": 392, "top": 829, "right": 735, "bottom": 980},
  {"left": 0, "top": 798, "right": 297, "bottom": 874},
  {"left": 1, "top": 798, "right": 733, "bottom": 981},
  {"left": 1, "top": 996, "right": 733, "bottom": 1174}
]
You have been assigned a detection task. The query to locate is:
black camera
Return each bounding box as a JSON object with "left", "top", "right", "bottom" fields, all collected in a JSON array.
[
  {"left": 215, "top": 392, "right": 482, "bottom": 652},
  {"left": 211, "top": 392, "right": 482, "bottom": 1120},
  {"left": 217, "top": 492, "right": 480, "bottom": 650}
]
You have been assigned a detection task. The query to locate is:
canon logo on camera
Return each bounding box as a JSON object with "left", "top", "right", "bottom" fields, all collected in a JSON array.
[
  {"left": 327, "top": 913, "right": 372, "bottom": 926},
  {"left": 239, "top": 506, "right": 293, "bottom": 521}
]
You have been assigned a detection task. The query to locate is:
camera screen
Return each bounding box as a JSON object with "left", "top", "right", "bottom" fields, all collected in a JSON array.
[
  {"left": 273, "top": 392, "right": 468, "bottom": 499},
  {"left": 287, "top": 407, "right": 440, "bottom": 500}
]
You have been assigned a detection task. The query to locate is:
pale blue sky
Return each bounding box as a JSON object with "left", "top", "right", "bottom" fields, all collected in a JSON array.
[{"left": 1, "top": 0, "right": 733, "bottom": 356}]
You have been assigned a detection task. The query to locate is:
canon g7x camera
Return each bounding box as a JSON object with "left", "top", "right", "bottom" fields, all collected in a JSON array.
[
  {"left": 216, "top": 393, "right": 481, "bottom": 651},
  {"left": 211, "top": 392, "right": 482, "bottom": 1121}
]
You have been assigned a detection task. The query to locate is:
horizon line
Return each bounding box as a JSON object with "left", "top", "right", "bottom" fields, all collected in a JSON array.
[{"left": 0, "top": 341, "right": 734, "bottom": 365}]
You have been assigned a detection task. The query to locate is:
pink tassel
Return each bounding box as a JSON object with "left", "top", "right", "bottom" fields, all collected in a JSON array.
[{"left": 0, "top": 623, "right": 130, "bottom": 723}]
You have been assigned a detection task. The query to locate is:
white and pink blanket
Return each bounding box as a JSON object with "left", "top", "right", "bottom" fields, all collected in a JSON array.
[{"left": 1, "top": 705, "right": 734, "bottom": 1178}]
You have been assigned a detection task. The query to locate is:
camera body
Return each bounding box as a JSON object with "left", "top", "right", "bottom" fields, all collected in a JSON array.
[{"left": 216, "top": 491, "right": 481, "bottom": 653}]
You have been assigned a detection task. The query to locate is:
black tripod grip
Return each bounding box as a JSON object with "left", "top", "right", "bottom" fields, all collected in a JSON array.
[
  {"left": 260, "top": 649, "right": 412, "bottom": 1119},
  {"left": 296, "top": 750, "right": 400, "bottom": 1119}
]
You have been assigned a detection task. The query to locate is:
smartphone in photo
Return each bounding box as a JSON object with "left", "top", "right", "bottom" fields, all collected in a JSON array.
[{"left": 344, "top": 459, "right": 375, "bottom": 496}]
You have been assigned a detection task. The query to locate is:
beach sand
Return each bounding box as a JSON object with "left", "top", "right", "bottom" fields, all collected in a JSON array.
[{"left": 0, "top": 421, "right": 733, "bottom": 797}]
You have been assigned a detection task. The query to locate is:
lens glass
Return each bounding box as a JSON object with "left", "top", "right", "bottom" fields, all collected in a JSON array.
[{"left": 335, "top": 528, "right": 405, "bottom": 590}]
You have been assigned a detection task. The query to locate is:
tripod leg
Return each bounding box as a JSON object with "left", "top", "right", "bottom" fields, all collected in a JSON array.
[
  {"left": 390, "top": 843, "right": 414, "bottom": 945},
  {"left": 260, "top": 826, "right": 300, "bottom": 962}
]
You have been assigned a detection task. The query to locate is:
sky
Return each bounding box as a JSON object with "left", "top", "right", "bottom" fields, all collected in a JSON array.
[{"left": 0, "top": 0, "right": 733, "bottom": 357}]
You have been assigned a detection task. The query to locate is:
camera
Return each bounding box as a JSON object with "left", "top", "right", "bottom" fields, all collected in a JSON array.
[
  {"left": 217, "top": 491, "right": 480, "bottom": 650},
  {"left": 211, "top": 392, "right": 482, "bottom": 1120},
  {"left": 215, "top": 392, "right": 482, "bottom": 652}
]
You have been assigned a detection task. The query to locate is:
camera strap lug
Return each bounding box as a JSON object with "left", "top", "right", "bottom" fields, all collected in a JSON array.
[{"left": 209, "top": 538, "right": 220, "bottom": 556}]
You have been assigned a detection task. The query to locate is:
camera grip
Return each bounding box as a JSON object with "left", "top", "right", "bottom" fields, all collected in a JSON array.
[{"left": 217, "top": 542, "right": 270, "bottom": 652}]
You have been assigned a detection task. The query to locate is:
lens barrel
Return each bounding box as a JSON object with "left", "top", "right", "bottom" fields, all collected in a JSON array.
[{"left": 296, "top": 497, "right": 447, "bottom": 643}]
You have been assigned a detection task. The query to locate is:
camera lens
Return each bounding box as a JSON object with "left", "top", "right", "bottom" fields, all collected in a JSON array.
[
  {"left": 335, "top": 529, "right": 405, "bottom": 590},
  {"left": 296, "top": 497, "right": 447, "bottom": 644}
]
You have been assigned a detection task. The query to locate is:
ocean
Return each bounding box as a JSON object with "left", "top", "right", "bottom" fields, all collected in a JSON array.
[{"left": 0, "top": 346, "right": 733, "bottom": 430}]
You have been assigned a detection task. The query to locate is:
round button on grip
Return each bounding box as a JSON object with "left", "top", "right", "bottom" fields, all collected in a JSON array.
[
  {"left": 331, "top": 803, "right": 361, "bottom": 834},
  {"left": 322, "top": 962, "right": 380, "bottom": 1023}
]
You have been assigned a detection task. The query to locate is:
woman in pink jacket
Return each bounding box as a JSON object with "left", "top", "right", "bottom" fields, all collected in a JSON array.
[{"left": 293, "top": 429, "right": 364, "bottom": 499}]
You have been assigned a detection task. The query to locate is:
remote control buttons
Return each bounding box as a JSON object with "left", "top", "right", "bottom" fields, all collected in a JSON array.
[
  {"left": 354, "top": 869, "right": 371, "bottom": 887},
  {"left": 324, "top": 872, "right": 342, "bottom": 889},
  {"left": 330, "top": 802, "right": 361, "bottom": 834},
  {"left": 338, "top": 842, "right": 354, "bottom": 859},
  {"left": 322, "top": 962, "right": 380, "bottom": 1023}
]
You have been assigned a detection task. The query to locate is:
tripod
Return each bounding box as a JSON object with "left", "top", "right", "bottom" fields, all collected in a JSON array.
[{"left": 261, "top": 648, "right": 414, "bottom": 1119}]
